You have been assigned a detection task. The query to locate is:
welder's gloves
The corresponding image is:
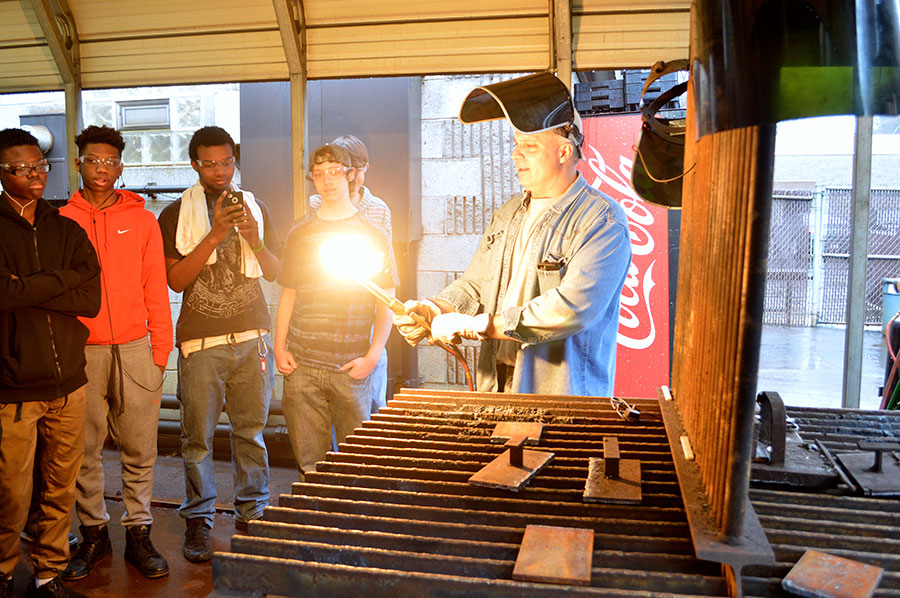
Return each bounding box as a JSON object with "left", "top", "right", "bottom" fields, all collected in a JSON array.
[
  {"left": 431, "top": 313, "right": 490, "bottom": 344},
  {"left": 393, "top": 299, "right": 441, "bottom": 346}
]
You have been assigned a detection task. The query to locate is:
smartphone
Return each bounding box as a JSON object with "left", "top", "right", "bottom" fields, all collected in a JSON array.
[{"left": 224, "top": 191, "right": 244, "bottom": 208}]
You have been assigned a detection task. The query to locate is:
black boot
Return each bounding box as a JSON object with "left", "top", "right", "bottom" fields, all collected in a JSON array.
[
  {"left": 1, "top": 576, "right": 13, "bottom": 598},
  {"left": 182, "top": 518, "right": 212, "bottom": 563},
  {"left": 61, "top": 524, "right": 112, "bottom": 581},
  {"left": 124, "top": 524, "right": 169, "bottom": 578}
]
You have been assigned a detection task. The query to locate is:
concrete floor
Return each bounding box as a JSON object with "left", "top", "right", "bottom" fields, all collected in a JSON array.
[
  {"left": 9, "top": 452, "right": 300, "bottom": 598},
  {"left": 757, "top": 324, "right": 889, "bottom": 410}
]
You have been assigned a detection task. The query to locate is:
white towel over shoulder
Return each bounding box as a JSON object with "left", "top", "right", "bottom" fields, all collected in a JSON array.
[{"left": 174, "top": 182, "right": 264, "bottom": 278}]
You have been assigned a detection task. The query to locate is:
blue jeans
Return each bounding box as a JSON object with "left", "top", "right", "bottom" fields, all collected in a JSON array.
[
  {"left": 371, "top": 349, "right": 388, "bottom": 413},
  {"left": 176, "top": 334, "right": 273, "bottom": 526},
  {"left": 282, "top": 362, "right": 372, "bottom": 474}
]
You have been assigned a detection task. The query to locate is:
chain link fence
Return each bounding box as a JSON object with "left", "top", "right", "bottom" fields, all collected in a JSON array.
[
  {"left": 765, "top": 187, "right": 900, "bottom": 326},
  {"left": 820, "top": 188, "right": 900, "bottom": 325},
  {"left": 764, "top": 189, "right": 815, "bottom": 325}
]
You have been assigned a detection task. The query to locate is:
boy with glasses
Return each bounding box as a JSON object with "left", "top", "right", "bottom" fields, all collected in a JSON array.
[
  {"left": 274, "top": 144, "right": 397, "bottom": 478},
  {"left": 157, "top": 126, "right": 281, "bottom": 562},
  {"left": 58, "top": 125, "right": 173, "bottom": 581},
  {"left": 309, "top": 135, "right": 393, "bottom": 411},
  {"left": 0, "top": 128, "right": 100, "bottom": 598}
]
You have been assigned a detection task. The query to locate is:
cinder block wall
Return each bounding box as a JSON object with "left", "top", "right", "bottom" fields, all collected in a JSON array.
[{"left": 416, "top": 75, "right": 522, "bottom": 389}]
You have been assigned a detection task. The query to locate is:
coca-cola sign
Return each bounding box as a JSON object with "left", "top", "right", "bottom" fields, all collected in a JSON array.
[{"left": 578, "top": 115, "right": 671, "bottom": 397}]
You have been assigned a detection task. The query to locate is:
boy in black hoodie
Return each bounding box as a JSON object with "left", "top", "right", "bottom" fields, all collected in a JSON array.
[{"left": 0, "top": 128, "right": 100, "bottom": 598}]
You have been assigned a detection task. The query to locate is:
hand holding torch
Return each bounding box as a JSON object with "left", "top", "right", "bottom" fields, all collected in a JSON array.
[{"left": 319, "top": 235, "right": 474, "bottom": 390}]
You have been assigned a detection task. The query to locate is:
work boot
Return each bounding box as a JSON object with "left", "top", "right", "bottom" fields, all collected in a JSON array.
[
  {"left": 124, "top": 524, "right": 169, "bottom": 578},
  {"left": 25, "top": 577, "right": 87, "bottom": 598},
  {"left": 182, "top": 518, "right": 212, "bottom": 563},
  {"left": 1, "top": 576, "right": 13, "bottom": 598},
  {"left": 61, "top": 524, "right": 112, "bottom": 581}
]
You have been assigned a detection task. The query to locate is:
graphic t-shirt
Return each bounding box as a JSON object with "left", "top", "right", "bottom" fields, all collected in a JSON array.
[{"left": 158, "top": 192, "right": 281, "bottom": 345}]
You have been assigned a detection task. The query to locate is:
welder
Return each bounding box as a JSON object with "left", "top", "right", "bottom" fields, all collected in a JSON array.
[{"left": 394, "top": 73, "right": 632, "bottom": 396}]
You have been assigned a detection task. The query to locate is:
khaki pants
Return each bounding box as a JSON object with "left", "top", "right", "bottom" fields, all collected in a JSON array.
[{"left": 0, "top": 388, "right": 86, "bottom": 580}]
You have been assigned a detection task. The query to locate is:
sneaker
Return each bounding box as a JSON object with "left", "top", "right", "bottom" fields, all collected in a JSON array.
[
  {"left": 61, "top": 525, "right": 112, "bottom": 581},
  {"left": 182, "top": 519, "right": 212, "bottom": 563},
  {"left": 25, "top": 577, "right": 87, "bottom": 598},
  {"left": 1, "top": 577, "right": 13, "bottom": 598},
  {"left": 124, "top": 524, "right": 169, "bottom": 578}
]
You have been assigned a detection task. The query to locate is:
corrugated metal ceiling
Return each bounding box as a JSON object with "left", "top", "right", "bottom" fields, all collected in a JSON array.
[{"left": 0, "top": 0, "right": 689, "bottom": 93}]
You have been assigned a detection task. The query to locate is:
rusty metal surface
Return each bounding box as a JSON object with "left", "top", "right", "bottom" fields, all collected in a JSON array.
[
  {"left": 468, "top": 446, "right": 554, "bottom": 491},
  {"left": 583, "top": 456, "right": 642, "bottom": 504},
  {"left": 744, "top": 406, "right": 900, "bottom": 598},
  {"left": 752, "top": 392, "right": 841, "bottom": 488},
  {"left": 211, "top": 389, "right": 729, "bottom": 597},
  {"left": 512, "top": 524, "right": 594, "bottom": 586},
  {"left": 659, "top": 393, "right": 776, "bottom": 590},
  {"left": 781, "top": 550, "right": 884, "bottom": 598},
  {"left": 490, "top": 421, "right": 543, "bottom": 444}
]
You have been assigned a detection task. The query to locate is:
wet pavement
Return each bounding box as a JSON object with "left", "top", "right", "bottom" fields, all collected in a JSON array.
[{"left": 757, "top": 324, "right": 888, "bottom": 410}]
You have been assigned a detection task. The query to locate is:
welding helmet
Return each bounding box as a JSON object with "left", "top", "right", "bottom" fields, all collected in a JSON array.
[
  {"left": 631, "top": 59, "right": 690, "bottom": 209},
  {"left": 458, "top": 72, "right": 584, "bottom": 159}
]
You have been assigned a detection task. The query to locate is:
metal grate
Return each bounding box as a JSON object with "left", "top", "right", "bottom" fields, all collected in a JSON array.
[
  {"left": 764, "top": 190, "right": 814, "bottom": 326},
  {"left": 743, "top": 406, "right": 900, "bottom": 597},
  {"left": 211, "top": 389, "right": 728, "bottom": 597}
]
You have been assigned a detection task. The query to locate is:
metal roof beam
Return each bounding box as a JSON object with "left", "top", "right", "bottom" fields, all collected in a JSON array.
[
  {"left": 551, "top": 0, "right": 572, "bottom": 87},
  {"left": 29, "top": 0, "right": 79, "bottom": 84},
  {"left": 273, "top": 0, "right": 308, "bottom": 221},
  {"left": 29, "top": 0, "right": 82, "bottom": 194}
]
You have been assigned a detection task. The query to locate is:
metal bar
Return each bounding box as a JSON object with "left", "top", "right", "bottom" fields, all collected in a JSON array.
[
  {"left": 272, "top": 0, "right": 308, "bottom": 222},
  {"left": 724, "top": 123, "right": 776, "bottom": 539},
  {"left": 29, "top": 0, "right": 82, "bottom": 194},
  {"left": 552, "top": 0, "right": 572, "bottom": 86},
  {"left": 842, "top": 116, "right": 873, "bottom": 409}
]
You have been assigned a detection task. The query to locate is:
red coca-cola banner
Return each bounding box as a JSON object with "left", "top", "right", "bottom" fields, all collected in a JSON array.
[{"left": 577, "top": 115, "right": 671, "bottom": 397}]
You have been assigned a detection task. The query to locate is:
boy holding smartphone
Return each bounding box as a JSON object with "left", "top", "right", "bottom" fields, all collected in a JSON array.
[{"left": 157, "top": 126, "right": 281, "bottom": 563}]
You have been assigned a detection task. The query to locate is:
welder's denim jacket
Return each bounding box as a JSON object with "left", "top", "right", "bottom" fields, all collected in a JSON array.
[{"left": 435, "top": 174, "right": 632, "bottom": 396}]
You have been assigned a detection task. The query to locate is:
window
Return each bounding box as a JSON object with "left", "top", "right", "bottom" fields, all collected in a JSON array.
[{"left": 117, "top": 99, "right": 170, "bottom": 130}]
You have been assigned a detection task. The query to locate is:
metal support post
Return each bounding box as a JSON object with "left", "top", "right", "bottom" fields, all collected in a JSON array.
[{"left": 842, "top": 116, "right": 873, "bottom": 409}]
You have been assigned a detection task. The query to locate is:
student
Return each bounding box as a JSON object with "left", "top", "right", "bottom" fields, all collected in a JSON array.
[
  {"left": 0, "top": 127, "right": 100, "bottom": 598},
  {"left": 274, "top": 144, "right": 397, "bottom": 478},
  {"left": 59, "top": 125, "right": 173, "bottom": 580},
  {"left": 395, "top": 73, "right": 632, "bottom": 396},
  {"left": 308, "top": 135, "right": 394, "bottom": 411},
  {"left": 158, "top": 126, "right": 281, "bottom": 563}
]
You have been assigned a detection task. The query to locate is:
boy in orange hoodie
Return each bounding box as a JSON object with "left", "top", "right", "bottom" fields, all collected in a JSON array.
[{"left": 59, "top": 125, "right": 173, "bottom": 580}]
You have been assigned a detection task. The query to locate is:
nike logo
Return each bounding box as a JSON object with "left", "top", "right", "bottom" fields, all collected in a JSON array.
[{"left": 117, "top": 229, "right": 131, "bottom": 234}]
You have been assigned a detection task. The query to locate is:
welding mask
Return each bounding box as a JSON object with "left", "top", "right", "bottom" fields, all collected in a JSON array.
[
  {"left": 458, "top": 72, "right": 584, "bottom": 159},
  {"left": 631, "top": 60, "right": 690, "bottom": 209}
]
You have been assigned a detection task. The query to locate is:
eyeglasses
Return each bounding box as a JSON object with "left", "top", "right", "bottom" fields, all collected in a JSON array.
[
  {"left": 78, "top": 156, "right": 122, "bottom": 169},
  {"left": 0, "top": 162, "right": 52, "bottom": 177},
  {"left": 194, "top": 157, "right": 236, "bottom": 170},
  {"left": 306, "top": 166, "right": 351, "bottom": 182}
]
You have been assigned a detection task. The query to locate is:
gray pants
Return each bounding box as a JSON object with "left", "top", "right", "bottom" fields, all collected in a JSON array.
[{"left": 75, "top": 337, "right": 163, "bottom": 528}]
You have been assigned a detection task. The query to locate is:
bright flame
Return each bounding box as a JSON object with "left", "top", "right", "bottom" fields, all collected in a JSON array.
[{"left": 319, "top": 234, "right": 383, "bottom": 281}]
